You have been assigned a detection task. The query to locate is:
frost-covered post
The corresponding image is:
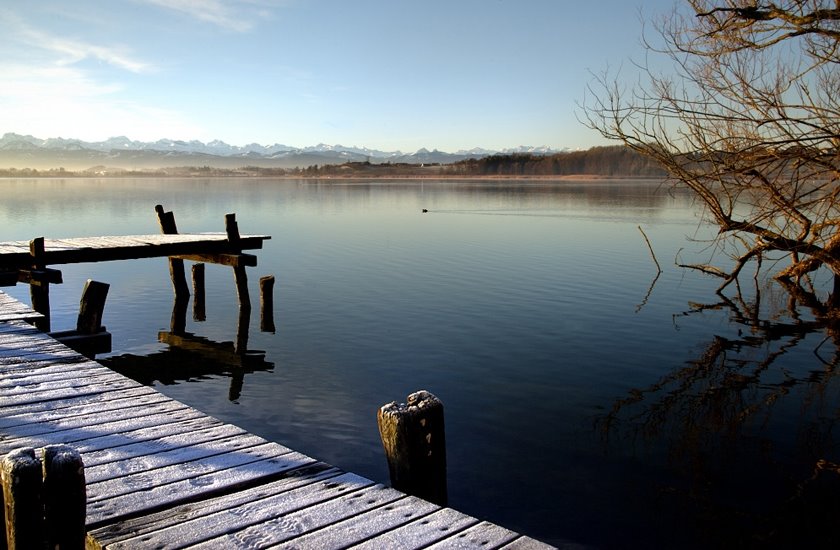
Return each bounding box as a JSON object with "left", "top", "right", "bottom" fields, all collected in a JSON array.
[
  {"left": 1, "top": 448, "right": 43, "bottom": 550},
  {"left": 377, "top": 390, "right": 447, "bottom": 506},
  {"left": 42, "top": 445, "right": 86, "bottom": 550}
]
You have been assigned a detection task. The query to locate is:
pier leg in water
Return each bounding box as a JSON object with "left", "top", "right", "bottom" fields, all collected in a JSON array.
[
  {"left": 377, "top": 390, "right": 448, "bottom": 506},
  {"left": 225, "top": 213, "right": 252, "bottom": 311},
  {"left": 192, "top": 263, "right": 206, "bottom": 322},
  {"left": 76, "top": 279, "right": 109, "bottom": 334},
  {"left": 260, "top": 275, "right": 275, "bottom": 333},
  {"left": 155, "top": 205, "right": 190, "bottom": 302},
  {"left": 28, "top": 237, "right": 50, "bottom": 332}
]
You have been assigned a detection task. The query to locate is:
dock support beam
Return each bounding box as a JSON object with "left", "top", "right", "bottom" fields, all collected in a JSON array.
[
  {"left": 377, "top": 390, "right": 448, "bottom": 506},
  {"left": 260, "top": 275, "right": 275, "bottom": 333},
  {"left": 192, "top": 263, "right": 206, "bottom": 322},
  {"left": 226, "top": 213, "right": 251, "bottom": 311},
  {"left": 155, "top": 205, "right": 190, "bottom": 302},
  {"left": 28, "top": 237, "right": 50, "bottom": 332}
]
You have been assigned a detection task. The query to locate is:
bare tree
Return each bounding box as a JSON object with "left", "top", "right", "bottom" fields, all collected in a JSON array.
[{"left": 584, "top": 1, "right": 840, "bottom": 298}]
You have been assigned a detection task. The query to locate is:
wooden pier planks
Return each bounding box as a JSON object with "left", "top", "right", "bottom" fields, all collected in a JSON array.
[
  {"left": 0, "top": 291, "right": 43, "bottom": 321},
  {"left": 0, "top": 300, "right": 556, "bottom": 548},
  {"left": 0, "top": 233, "right": 270, "bottom": 270}
]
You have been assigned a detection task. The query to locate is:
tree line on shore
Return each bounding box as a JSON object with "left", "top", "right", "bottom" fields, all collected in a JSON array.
[{"left": 0, "top": 145, "right": 666, "bottom": 178}]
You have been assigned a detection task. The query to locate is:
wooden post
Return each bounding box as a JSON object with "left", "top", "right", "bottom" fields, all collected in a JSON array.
[
  {"left": 1, "top": 448, "right": 43, "bottom": 550},
  {"left": 259, "top": 275, "right": 275, "bottom": 333},
  {"left": 76, "top": 280, "right": 109, "bottom": 334},
  {"left": 192, "top": 263, "right": 206, "bottom": 322},
  {"left": 225, "top": 213, "right": 251, "bottom": 311},
  {"left": 377, "top": 390, "right": 447, "bottom": 506},
  {"left": 234, "top": 303, "right": 250, "bottom": 355},
  {"left": 155, "top": 205, "right": 190, "bottom": 301},
  {"left": 170, "top": 295, "right": 188, "bottom": 336},
  {"left": 29, "top": 237, "right": 50, "bottom": 332},
  {"left": 42, "top": 446, "right": 85, "bottom": 550}
]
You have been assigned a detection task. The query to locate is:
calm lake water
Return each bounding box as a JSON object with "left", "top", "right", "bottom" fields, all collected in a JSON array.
[{"left": 2, "top": 178, "right": 839, "bottom": 548}]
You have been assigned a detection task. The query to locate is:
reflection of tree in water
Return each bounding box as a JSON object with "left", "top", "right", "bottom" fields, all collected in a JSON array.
[{"left": 600, "top": 281, "right": 840, "bottom": 548}]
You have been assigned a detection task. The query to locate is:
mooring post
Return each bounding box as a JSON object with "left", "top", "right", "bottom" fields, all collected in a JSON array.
[
  {"left": 225, "top": 213, "right": 251, "bottom": 311},
  {"left": 155, "top": 205, "right": 190, "bottom": 301},
  {"left": 28, "top": 237, "right": 50, "bottom": 332},
  {"left": 42, "top": 446, "right": 86, "bottom": 550},
  {"left": 377, "top": 390, "right": 448, "bottom": 506},
  {"left": 259, "top": 275, "right": 275, "bottom": 333},
  {"left": 1, "top": 448, "right": 44, "bottom": 550},
  {"left": 76, "top": 279, "right": 109, "bottom": 334},
  {"left": 192, "top": 263, "right": 206, "bottom": 322}
]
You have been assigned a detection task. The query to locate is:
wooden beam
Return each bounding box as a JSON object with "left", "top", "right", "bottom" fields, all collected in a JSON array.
[
  {"left": 0, "top": 235, "right": 270, "bottom": 269},
  {"left": 171, "top": 253, "right": 257, "bottom": 268},
  {"left": 17, "top": 268, "right": 63, "bottom": 285}
]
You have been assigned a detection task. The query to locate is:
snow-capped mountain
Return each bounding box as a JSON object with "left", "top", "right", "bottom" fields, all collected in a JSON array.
[{"left": 0, "top": 133, "right": 562, "bottom": 170}]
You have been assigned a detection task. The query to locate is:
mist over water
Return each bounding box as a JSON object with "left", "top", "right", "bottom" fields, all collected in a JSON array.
[{"left": 3, "top": 177, "right": 838, "bottom": 548}]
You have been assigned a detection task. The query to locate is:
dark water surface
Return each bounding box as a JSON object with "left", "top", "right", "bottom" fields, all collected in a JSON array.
[{"left": 3, "top": 178, "right": 839, "bottom": 548}]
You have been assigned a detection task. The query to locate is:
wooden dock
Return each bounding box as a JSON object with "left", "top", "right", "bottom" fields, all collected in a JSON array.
[{"left": 0, "top": 291, "right": 557, "bottom": 549}]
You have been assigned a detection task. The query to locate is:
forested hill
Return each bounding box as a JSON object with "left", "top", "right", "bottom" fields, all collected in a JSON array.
[
  {"left": 441, "top": 146, "right": 666, "bottom": 177},
  {"left": 306, "top": 145, "right": 666, "bottom": 178}
]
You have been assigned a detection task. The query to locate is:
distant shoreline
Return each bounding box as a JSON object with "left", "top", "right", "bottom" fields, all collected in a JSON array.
[{"left": 0, "top": 172, "right": 663, "bottom": 181}]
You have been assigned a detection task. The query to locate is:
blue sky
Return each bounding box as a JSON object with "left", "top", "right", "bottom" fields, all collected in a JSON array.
[{"left": 1, "top": 0, "right": 678, "bottom": 152}]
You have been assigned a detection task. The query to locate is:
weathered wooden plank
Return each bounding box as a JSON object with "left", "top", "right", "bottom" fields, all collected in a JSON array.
[
  {"left": 0, "top": 375, "right": 142, "bottom": 408},
  {"left": 349, "top": 507, "right": 480, "bottom": 550},
  {"left": 85, "top": 432, "right": 268, "bottom": 484},
  {"left": 0, "top": 385, "right": 158, "bottom": 418},
  {"left": 0, "top": 405, "right": 203, "bottom": 456},
  {"left": 190, "top": 483, "right": 406, "bottom": 549},
  {"left": 86, "top": 463, "right": 339, "bottom": 548},
  {"left": 268, "top": 494, "right": 440, "bottom": 550},
  {"left": 0, "top": 400, "right": 190, "bottom": 444},
  {"left": 105, "top": 471, "right": 371, "bottom": 549},
  {"left": 81, "top": 423, "right": 247, "bottom": 468},
  {"left": 0, "top": 353, "right": 88, "bottom": 370},
  {"left": 0, "top": 378, "right": 141, "bottom": 408},
  {"left": 0, "top": 369, "right": 124, "bottom": 392},
  {"left": 0, "top": 391, "right": 171, "bottom": 431},
  {"left": 86, "top": 449, "right": 316, "bottom": 528},
  {"left": 72, "top": 415, "right": 222, "bottom": 456},
  {"left": 426, "top": 521, "right": 521, "bottom": 549},
  {"left": 0, "top": 320, "right": 41, "bottom": 336},
  {"left": 0, "top": 359, "right": 112, "bottom": 381},
  {"left": 86, "top": 440, "right": 284, "bottom": 501}
]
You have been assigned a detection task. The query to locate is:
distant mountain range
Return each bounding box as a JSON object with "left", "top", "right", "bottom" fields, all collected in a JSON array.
[{"left": 0, "top": 133, "right": 564, "bottom": 170}]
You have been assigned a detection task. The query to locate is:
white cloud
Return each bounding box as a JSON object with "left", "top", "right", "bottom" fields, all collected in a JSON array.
[
  {"left": 139, "top": 0, "right": 255, "bottom": 32},
  {"left": 1, "top": 10, "right": 152, "bottom": 73},
  {"left": 0, "top": 62, "right": 204, "bottom": 142}
]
